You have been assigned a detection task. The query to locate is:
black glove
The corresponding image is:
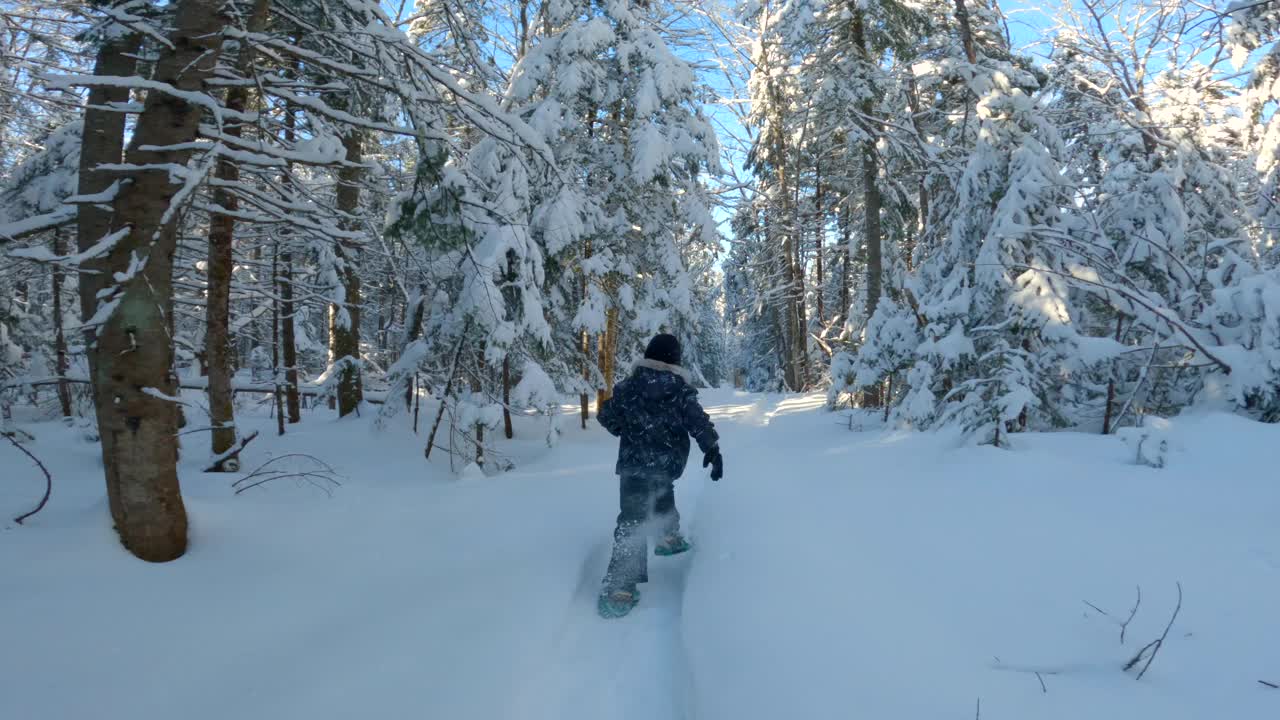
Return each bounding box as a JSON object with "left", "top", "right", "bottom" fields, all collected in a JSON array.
[{"left": 703, "top": 446, "right": 723, "bottom": 481}]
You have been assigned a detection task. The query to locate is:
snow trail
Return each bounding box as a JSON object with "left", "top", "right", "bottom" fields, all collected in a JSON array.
[{"left": 516, "top": 476, "right": 705, "bottom": 720}]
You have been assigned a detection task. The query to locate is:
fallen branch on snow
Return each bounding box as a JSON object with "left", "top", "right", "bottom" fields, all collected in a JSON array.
[
  {"left": 5, "top": 433, "right": 52, "bottom": 525},
  {"left": 203, "top": 430, "right": 259, "bottom": 473},
  {"left": 1259, "top": 680, "right": 1279, "bottom": 689}
]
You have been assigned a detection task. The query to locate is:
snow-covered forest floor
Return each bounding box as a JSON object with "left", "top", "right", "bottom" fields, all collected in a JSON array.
[{"left": 3, "top": 389, "right": 1279, "bottom": 720}]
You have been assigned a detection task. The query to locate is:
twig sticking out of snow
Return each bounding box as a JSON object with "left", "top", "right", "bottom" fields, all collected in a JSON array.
[
  {"left": 5, "top": 433, "right": 52, "bottom": 525},
  {"left": 232, "top": 454, "right": 341, "bottom": 496},
  {"left": 1035, "top": 672, "right": 1048, "bottom": 694},
  {"left": 975, "top": 697, "right": 981, "bottom": 720},
  {"left": 1124, "top": 582, "right": 1183, "bottom": 680},
  {"left": 1083, "top": 584, "right": 1142, "bottom": 644},
  {"left": 1259, "top": 680, "right": 1279, "bottom": 689}
]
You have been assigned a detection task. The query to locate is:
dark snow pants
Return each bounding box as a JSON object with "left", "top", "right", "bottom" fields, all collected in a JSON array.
[{"left": 601, "top": 471, "right": 680, "bottom": 592}]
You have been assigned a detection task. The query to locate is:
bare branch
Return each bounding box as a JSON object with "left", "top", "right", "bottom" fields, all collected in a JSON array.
[{"left": 4, "top": 433, "right": 53, "bottom": 525}]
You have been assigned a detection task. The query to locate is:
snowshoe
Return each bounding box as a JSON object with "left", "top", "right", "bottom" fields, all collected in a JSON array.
[
  {"left": 597, "top": 588, "right": 640, "bottom": 619},
  {"left": 654, "top": 534, "right": 691, "bottom": 557}
]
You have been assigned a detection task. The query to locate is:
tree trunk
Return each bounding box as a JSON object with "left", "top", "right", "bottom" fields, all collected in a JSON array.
[
  {"left": 775, "top": 152, "right": 801, "bottom": 390},
  {"left": 91, "top": 0, "right": 227, "bottom": 563},
  {"left": 579, "top": 239, "right": 592, "bottom": 428},
  {"left": 906, "top": 77, "right": 928, "bottom": 271},
  {"left": 205, "top": 176, "right": 237, "bottom": 462},
  {"left": 52, "top": 228, "right": 72, "bottom": 418},
  {"left": 281, "top": 99, "right": 301, "bottom": 423},
  {"left": 791, "top": 144, "right": 809, "bottom": 388},
  {"left": 580, "top": 328, "right": 591, "bottom": 429},
  {"left": 281, "top": 252, "right": 300, "bottom": 423},
  {"left": 839, "top": 203, "right": 851, "bottom": 324},
  {"left": 1102, "top": 314, "right": 1125, "bottom": 434},
  {"left": 330, "top": 131, "right": 365, "bottom": 417},
  {"left": 205, "top": 0, "right": 268, "bottom": 465},
  {"left": 853, "top": 9, "right": 883, "bottom": 324},
  {"left": 596, "top": 305, "right": 619, "bottom": 407},
  {"left": 273, "top": 244, "right": 285, "bottom": 437},
  {"left": 953, "top": 0, "right": 979, "bottom": 65},
  {"left": 502, "top": 355, "right": 513, "bottom": 440},
  {"left": 76, "top": 25, "right": 139, "bottom": 350},
  {"left": 814, "top": 163, "right": 825, "bottom": 329},
  {"left": 472, "top": 349, "right": 485, "bottom": 467}
]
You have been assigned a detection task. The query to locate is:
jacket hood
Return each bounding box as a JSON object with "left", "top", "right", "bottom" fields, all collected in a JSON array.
[{"left": 633, "top": 357, "right": 691, "bottom": 382}]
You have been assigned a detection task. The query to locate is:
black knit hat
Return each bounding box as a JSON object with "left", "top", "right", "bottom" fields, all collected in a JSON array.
[{"left": 644, "top": 333, "right": 682, "bottom": 366}]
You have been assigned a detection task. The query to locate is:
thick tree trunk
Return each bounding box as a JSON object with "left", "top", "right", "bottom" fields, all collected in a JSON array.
[
  {"left": 791, "top": 146, "right": 809, "bottom": 387},
  {"left": 91, "top": 0, "right": 227, "bottom": 563},
  {"left": 853, "top": 9, "right": 883, "bottom": 325},
  {"left": 76, "top": 27, "right": 139, "bottom": 348},
  {"left": 52, "top": 228, "right": 71, "bottom": 418},
  {"left": 205, "top": 0, "right": 268, "bottom": 465},
  {"left": 330, "top": 131, "right": 365, "bottom": 417},
  {"left": 281, "top": 100, "right": 301, "bottom": 423},
  {"left": 775, "top": 158, "right": 801, "bottom": 391},
  {"left": 205, "top": 185, "right": 236, "bottom": 462}
]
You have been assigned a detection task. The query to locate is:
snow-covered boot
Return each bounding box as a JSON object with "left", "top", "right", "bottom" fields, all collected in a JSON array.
[
  {"left": 654, "top": 533, "right": 691, "bottom": 556},
  {"left": 597, "top": 588, "right": 640, "bottom": 619}
]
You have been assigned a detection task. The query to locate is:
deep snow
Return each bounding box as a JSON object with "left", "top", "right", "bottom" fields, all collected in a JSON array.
[{"left": 2, "top": 389, "right": 1278, "bottom": 719}]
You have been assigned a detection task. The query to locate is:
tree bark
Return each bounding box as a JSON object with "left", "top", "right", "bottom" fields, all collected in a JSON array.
[
  {"left": 502, "top": 355, "right": 513, "bottom": 440},
  {"left": 906, "top": 77, "right": 928, "bottom": 272},
  {"left": 1102, "top": 314, "right": 1125, "bottom": 434},
  {"left": 814, "top": 162, "right": 825, "bottom": 328},
  {"left": 953, "top": 0, "right": 979, "bottom": 65},
  {"left": 91, "top": 0, "right": 228, "bottom": 563},
  {"left": 579, "top": 239, "right": 592, "bottom": 428},
  {"left": 206, "top": 0, "right": 268, "bottom": 466},
  {"left": 76, "top": 26, "right": 139, "bottom": 350},
  {"left": 52, "top": 228, "right": 72, "bottom": 418},
  {"left": 330, "top": 131, "right": 365, "bottom": 417},
  {"left": 839, "top": 203, "right": 851, "bottom": 325},
  {"left": 774, "top": 136, "right": 801, "bottom": 391},
  {"left": 853, "top": 9, "right": 883, "bottom": 325},
  {"left": 273, "top": 242, "right": 285, "bottom": 437},
  {"left": 205, "top": 175, "right": 237, "bottom": 461},
  {"left": 580, "top": 328, "right": 591, "bottom": 429},
  {"left": 596, "top": 305, "right": 618, "bottom": 408},
  {"left": 472, "top": 349, "right": 485, "bottom": 467},
  {"left": 281, "top": 98, "right": 301, "bottom": 423},
  {"left": 281, "top": 252, "right": 300, "bottom": 423}
]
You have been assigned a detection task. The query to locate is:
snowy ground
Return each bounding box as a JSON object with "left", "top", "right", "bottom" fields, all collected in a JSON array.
[{"left": 3, "top": 388, "right": 1279, "bottom": 719}]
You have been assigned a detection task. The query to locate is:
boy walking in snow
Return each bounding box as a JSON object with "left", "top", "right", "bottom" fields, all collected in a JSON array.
[{"left": 595, "top": 334, "right": 723, "bottom": 618}]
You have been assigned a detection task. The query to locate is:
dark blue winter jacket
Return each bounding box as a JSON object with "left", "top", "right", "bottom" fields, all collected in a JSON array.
[{"left": 597, "top": 359, "right": 719, "bottom": 479}]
